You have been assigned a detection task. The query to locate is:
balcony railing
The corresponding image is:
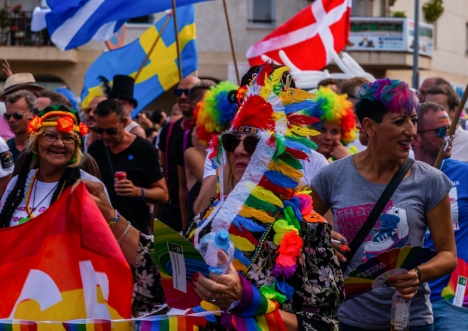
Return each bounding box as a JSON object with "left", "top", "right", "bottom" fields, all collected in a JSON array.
[{"left": 0, "top": 10, "right": 52, "bottom": 46}]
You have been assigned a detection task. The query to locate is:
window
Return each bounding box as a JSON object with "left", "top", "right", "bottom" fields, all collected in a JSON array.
[
  {"left": 127, "top": 15, "right": 153, "bottom": 25},
  {"left": 465, "top": 23, "right": 468, "bottom": 53},
  {"left": 352, "top": 0, "right": 387, "bottom": 17},
  {"left": 249, "top": 0, "right": 275, "bottom": 26}
]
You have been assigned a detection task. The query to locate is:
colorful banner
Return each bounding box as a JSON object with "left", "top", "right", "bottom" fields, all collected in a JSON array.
[{"left": 0, "top": 183, "right": 133, "bottom": 331}]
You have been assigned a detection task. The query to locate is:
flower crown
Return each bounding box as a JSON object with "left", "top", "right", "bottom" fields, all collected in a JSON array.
[{"left": 27, "top": 104, "right": 89, "bottom": 137}]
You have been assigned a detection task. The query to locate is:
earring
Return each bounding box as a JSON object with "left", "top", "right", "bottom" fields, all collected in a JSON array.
[
  {"left": 69, "top": 157, "right": 76, "bottom": 163},
  {"left": 32, "top": 153, "right": 37, "bottom": 161}
]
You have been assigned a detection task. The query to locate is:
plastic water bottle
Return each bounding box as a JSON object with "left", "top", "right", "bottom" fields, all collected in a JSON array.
[
  {"left": 390, "top": 291, "right": 410, "bottom": 331},
  {"left": 198, "top": 230, "right": 235, "bottom": 274}
]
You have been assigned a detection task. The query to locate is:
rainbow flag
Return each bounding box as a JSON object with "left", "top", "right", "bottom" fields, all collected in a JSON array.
[
  {"left": 134, "top": 316, "right": 207, "bottom": 331},
  {"left": 62, "top": 320, "right": 112, "bottom": 331},
  {"left": 0, "top": 183, "right": 133, "bottom": 331},
  {"left": 0, "top": 321, "right": 37, "bottom": 331}
]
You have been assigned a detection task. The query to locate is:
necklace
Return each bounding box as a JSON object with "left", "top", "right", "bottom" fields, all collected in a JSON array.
[{"left": 18, "top": 170, "right": 59, "bottom": 225}]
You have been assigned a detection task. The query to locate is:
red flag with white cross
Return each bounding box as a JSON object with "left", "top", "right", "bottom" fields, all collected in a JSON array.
[{"left": 246, "top": 0, "right": 352, "bottom": 70}]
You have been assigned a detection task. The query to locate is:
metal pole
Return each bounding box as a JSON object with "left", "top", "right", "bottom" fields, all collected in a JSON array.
[
  {"left": 412, "top": 0, "right": 419, "bottom": 89},
  {"left": 134, "top": 14, "right": 172, "bottom": 82},
  {"left": 223, "top": 0, "right": 240, "bottom": 85},
  {"left": 171, "top": 0, "right": 183, "bottom": 81}
]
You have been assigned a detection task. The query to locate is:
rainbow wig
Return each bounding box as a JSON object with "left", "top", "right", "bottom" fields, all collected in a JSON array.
[
  {"left": 195, "top": 81, "right": 239, "bottom": 146},
  {"left": 311, "top": 87, "right": 356, "bottom": 145},
  {"left": 358, "top": 78, "right": 419, "bottom": 116}
]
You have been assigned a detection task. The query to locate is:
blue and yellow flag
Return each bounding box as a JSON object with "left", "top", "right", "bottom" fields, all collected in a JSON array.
[{"left": 81, "top": 5, "right": 197, "bottom": 118}]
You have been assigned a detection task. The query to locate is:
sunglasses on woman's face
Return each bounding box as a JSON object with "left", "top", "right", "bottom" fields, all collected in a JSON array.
[
  {"left": 417, "top": 126, "right": 449, "bottom": 138},
  {"left": 222, "top": 134, "right": 259, "bottom": 154},
  {"left": 3, "top": 112, "right": 29, "bottom": 120},
  {"left": 92, "top": 127, "right": 118, "bottom": 135}
]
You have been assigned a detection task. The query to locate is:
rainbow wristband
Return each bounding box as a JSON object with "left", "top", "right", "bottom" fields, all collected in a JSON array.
[
  {"left": 225, "top": 274, "right": 286, "bottom": 331},
  {"left": 231, "top": 273, "right": 279, "bottom": 317}
]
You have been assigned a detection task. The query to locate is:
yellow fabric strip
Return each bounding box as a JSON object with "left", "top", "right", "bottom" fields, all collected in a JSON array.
[
  {"left": 239, "top": 206, "right": 275, "bottom": 224},
  {"left": 268, "top": 162, "right": 303, "bottom": 180},
  {"left": 251, "top": 187, "right": 284, "bottom": 208},
  {"left": 231, "top": 235, "right": 256, "bottom": 251},
  {"left": 233, "top": 259, "right": 248, "bottom": 272}
]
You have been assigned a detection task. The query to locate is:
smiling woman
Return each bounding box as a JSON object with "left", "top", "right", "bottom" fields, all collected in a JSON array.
[
  {"left": 0, "top": 105, "right": 106, "bottom": 228},
  {"left": 310, "top": 79, "right": 457, "bottom": 330}
]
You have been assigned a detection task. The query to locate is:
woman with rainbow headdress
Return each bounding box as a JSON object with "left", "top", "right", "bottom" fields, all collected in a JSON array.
[
  {"left": 309, "top": 87, "right": 357, "bottom": 162},
  {"left": 311, "top": 79, "right": 456, "bottom": 330},
  {"left": 84, "top": 64, "right": 345, "bottom": 329}
]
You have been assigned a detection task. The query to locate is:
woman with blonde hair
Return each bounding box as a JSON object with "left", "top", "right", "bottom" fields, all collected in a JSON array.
[{"left": 0, "top": 104, "right": 105, "bottom": 227}]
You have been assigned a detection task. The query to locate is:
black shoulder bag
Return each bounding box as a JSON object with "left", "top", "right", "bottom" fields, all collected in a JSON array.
[{"left": 340, "top": 158, "right": 414, "bottom": 271}]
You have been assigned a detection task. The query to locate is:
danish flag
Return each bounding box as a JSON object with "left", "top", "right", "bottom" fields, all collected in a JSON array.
[{"left": 246, "top": 0, "right": 352, "bottom": 71}]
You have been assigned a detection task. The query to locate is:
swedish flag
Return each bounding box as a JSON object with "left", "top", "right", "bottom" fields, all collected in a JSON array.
[{"left": 81, "top": 5, "right": 197, "bottom": 118}]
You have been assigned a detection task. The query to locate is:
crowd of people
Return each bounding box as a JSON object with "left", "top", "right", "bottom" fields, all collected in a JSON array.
[{"left": 0, "top": 59, "right": 467, "bottom": 331}]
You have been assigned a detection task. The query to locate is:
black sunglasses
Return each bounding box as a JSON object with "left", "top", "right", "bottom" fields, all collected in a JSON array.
[
  {"left": 92, "top": 127, "right": 118, "bottom": 135},
  {"left": 4, "top": 112, "right": 29, "bottom": 120},
  {"left": 174, "top": 89, "right": 190, "bottom": 97},
  {"left": 417, "top": 126, "right": 449, "bottom": 138},
  {"left": 222, "top": 134, "right": 259, "bottom": 154}
]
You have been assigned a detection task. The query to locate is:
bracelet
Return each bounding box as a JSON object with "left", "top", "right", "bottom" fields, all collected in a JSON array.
[
  {"left": 414, "top": 267, "right": 421, "bottom": 281},
  {"left": 117, "top": 221, "right": 132, "bottom": 245},
  {"left": 139, "top": 187, "right": 146, "bottom": 201},
  {"left": 109, "top": 210, "right": 121, "bottom": 229}
]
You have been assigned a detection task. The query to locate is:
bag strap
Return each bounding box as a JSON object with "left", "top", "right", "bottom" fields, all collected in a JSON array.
[
  {"left": 341, "top": 158, "right": 415, "bottom": 271},
  {"left": 183, "top": 129, "right": 191, "bottom": 205},
  {"left": 164, "top": 121, "right": 177, "bottom": 185}
]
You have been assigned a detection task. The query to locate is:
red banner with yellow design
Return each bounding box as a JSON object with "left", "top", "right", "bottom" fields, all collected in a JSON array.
[{"left": 0, "top": 183, "right": 133, "bottom": 331}]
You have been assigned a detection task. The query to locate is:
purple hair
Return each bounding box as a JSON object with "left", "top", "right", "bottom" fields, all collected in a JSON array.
[{"left": 358, "top": 79, "right": 419, "bottom": 116}]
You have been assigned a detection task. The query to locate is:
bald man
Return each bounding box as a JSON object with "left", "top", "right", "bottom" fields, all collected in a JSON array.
[
  {"left": 417, "top": 77, "right": 450, "bottom": 102},
  {"left": 157, "top": 76, "right": 200, "bottom": 231}
]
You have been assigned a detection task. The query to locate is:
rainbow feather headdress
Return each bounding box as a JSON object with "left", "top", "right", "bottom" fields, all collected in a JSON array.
[{"left": 194, "top": 63, "right": 325, "bottom": 288}]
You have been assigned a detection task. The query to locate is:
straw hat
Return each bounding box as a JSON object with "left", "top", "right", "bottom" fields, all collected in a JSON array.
[{"left": 0, "top": 73, "right": 45, "bottom": 101}]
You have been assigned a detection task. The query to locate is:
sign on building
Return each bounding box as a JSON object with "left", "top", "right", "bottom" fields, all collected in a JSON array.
[{"left": 347, "top": 17, "right": 433, "bottom": 57}]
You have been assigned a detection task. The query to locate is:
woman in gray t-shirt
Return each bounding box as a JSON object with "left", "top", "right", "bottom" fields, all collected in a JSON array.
[{"left": 310, "top": 79, "right": 456, "bottom": 330}]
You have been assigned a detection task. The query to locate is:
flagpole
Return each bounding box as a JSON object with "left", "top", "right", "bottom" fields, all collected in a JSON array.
[
  {"left": 172, "top": 0, "right": 183, "bottom": 81},
  {"left": 134, "top": 13, "right": 172, "bottom": 82},
  {"left": 433, "top": 83, "right": 468, "bottom": 169},
  {"left": 223, "top": 0, "right": 240, "bottom": 85}
]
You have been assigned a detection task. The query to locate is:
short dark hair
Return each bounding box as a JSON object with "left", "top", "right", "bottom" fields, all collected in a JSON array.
[
  {"left": 355, "top": 99, "right": 388, "bottom": 124},
  {"left": 188, "top": 80, "right": 217, "bottom": 105},
  {"left": 417, "top": 102, "right": 446, "bottom": 131},
  {"left": 95, "top": 98, "right": 126, "bottom": 121},
  {"left": 317, "top": 78, "right": 338, "bottom": 89},
  {"left": 151, "top": 109, "right": 166, "bottom": 125},
  {"left": 340, "top": 77, "right": 370, "bottom": 95},
  {"left": 425, "top": 84, "right": 459, "bottom": 111},
  {"left": 37, "top": 90, "right": 72, "bottom": 108}
]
